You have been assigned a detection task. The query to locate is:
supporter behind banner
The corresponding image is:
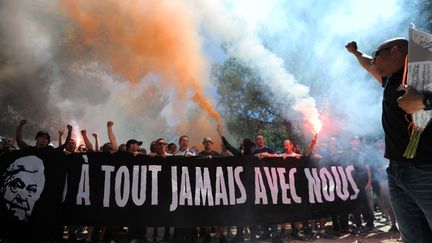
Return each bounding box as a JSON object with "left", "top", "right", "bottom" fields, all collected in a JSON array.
[{"left": 1, "top": 151, "right": 362, "bottom": 240}]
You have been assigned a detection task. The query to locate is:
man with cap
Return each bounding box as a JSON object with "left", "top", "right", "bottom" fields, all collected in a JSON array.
[
  {"left": 198, "top": 137, "right": 220, "bottom": 158},
  {"left": 120, "top": 138, "right": 146, "bottom": 242},
  {"left": 126, "top": 139, "right": 145, "bottom": 156},
  {"left": 15, "top": 119, "right": 53, "bottom": 151}
]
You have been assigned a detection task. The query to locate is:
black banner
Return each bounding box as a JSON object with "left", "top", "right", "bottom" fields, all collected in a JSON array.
[{"left": 0, "top": 151, "right": 364, "bottom": 239}]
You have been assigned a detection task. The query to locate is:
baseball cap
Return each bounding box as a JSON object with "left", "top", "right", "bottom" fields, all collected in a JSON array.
[
  {"left": 126, "top": 139, "right": 143, "bottom": 148},
  {"left": 35, "top": 131, "right": 50, "bottom": 142}
]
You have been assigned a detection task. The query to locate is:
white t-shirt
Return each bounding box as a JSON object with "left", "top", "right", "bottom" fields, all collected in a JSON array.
[
  {"left": 173, "top": 149, "right": 196, "bottom": 156},
  {"left": 279, "top": 152, "right": 301, "bottom": 158}
]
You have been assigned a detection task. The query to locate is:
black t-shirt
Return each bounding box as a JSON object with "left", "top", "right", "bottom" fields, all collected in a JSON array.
[
  {"left": 25, "top": 145, "right": 55, "bottom": 152},
  {"left": 382, "top": 68, "right": 432, "bottom": 163},
  {"left": 198, "top": 150, "right": 221, "bottom": 157},
  {"left": 319, "top": 150, "right": 343, "bottom": 167},
  {"left": 253, "top": 147, "right": 275, "bottom": 155},
  {"left": 340, "top": 149, "right": 369, "bottom": 185}
]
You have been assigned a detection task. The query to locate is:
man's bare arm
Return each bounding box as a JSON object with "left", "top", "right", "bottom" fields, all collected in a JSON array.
[
  {"left": 304, "top": 134, "right": 318, "bottom": 157},
  {"left": 65, "top": 124, "right": 73, "bottom": 145},
  {"left": 107, "top": 121, "right": 118, "bottom": 151},
  {"left": 16, "top": 119, "right": 29, "bottom": 149},
  {"left": 58, "top": 128, "right": 65, "bottom": 147},
  {"left": 92, "top": 133, "right": 100, "bottom": 152},
  {"left": 81, "top": 130, "right": 94, "bottom": 152},
  {"left": 345, "top": 41, "right": 381, "bottom": 84},
  {"left": 58, "top": 124, "right": 73, "bottom": 149}
]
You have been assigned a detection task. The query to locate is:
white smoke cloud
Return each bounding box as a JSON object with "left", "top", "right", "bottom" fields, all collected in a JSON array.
[
  {"left": 0, "top": 0, "right": 427, "bottom": 148},
  {"left": 194, "top": 0, "right": 419, "bottom": 143}
]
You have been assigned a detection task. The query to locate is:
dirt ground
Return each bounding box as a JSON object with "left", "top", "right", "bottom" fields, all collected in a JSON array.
[
  {"left": 246, "top": 214, "right": 402, "bottom": 243},
  {"left": 242, "top": 223, "right": 402, "bottom": 243},
  {"left": 64, "top": 211, "right": 402, "bottom": 243}
]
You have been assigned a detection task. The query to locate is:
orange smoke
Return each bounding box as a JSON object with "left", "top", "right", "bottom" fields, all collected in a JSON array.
[
  {"left": 192, "top": 91, "right": 221, "bottom": 125},
  {"left": 60, "top": 0, "right": 221, "bottom": 126}
]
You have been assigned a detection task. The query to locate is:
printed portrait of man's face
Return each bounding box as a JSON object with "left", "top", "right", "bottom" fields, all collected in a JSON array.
[{"left": 1, "top": 156, "right": 45, "bottom": 221}]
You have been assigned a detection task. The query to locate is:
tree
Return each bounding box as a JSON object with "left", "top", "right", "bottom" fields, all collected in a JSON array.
[
  {"left": 407, "top": 0, "right": 432, "bottom": 31},
  {"left": 212, "top": 57, "right": 305, "bottom": 152}
]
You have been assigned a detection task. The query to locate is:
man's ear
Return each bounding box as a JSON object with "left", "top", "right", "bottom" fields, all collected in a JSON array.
[{"left": 391, "top": 46, "right": 404, "bottom": 58}]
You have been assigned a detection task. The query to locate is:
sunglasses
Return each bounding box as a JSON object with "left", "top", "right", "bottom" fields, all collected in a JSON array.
[{"left": 372, "top": 46, "right": 394, "bottom": 60}]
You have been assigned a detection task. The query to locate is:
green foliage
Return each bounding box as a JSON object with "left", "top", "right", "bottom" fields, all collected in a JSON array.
[
  {"left": 407, "top": 0, "right": 432, "bottom": 31},
  {"left": 212, "top": 57, "right": 305, "bottom": 152}
]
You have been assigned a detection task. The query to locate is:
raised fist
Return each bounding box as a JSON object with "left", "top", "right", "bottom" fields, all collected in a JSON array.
[
  {"left": 107, "top": 121, "right": 114, "bottom": 127},
  {"left": 18, "top": 119, "right": 27, "bottom": 127},
  {"left": 59, "top": 128, "right": 65, "bottom": 136},
  {"left": 345, "top": 41, "right": 358, "bottom": 54}
]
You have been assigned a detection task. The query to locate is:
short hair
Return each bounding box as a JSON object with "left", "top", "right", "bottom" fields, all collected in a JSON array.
[
  {"left": 351, "top": 135, "right": 363, "bottom": 142},
  {"left": 202, "top": 137, "right": 213, "bottom": 144},
  {"left": 178, "top": 135, "right": 189, "bottom": 143},
  {"left": 255, "top": 134, "right": 264, "bottom": 139},
  {"left": 35, "top": 130, "right": 50, "bottom": 142},
  {"left": 380, "top": 38, "right": 408, "bottom": 53},
  {"left": 149, "top": 141, "right": 156, "bottom": 152},
  {"left": 101, "top": 142, "right": 112, "bottom": 152}
]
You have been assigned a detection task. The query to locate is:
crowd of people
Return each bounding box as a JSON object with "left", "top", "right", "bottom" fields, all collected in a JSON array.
[
  {"left": 2, "top": 30, "right": 432, "bottom": 243},
  {"left": 0, "top": 119, "right": 400, "bottom": 243}
]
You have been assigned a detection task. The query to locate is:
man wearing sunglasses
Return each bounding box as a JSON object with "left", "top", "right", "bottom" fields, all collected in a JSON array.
[
  {"left": 346, "top": 39, "right": 432, "bottom": 243},
  {"left": 148, "top": 138, "right": 171, "bottom": 157}
]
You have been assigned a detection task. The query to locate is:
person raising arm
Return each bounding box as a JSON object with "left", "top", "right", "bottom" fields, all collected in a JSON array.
[{"left": 107, "top": 121, "right": 118, "bottom": 152}]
